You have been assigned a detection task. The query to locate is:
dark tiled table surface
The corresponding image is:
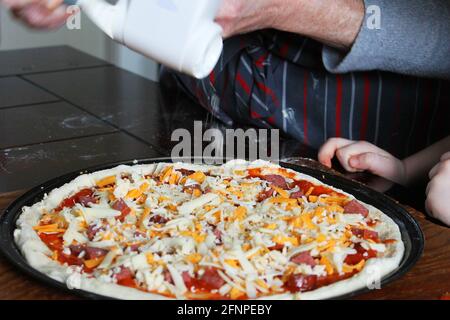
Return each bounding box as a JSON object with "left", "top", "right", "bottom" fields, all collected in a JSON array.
[
  {"left": 0, "top": 46, "right": 194, "bottom": 192},
  {"left": 0, "top": 46, "right": 108, "bottom": 77},
  {"left": 0, "top": 46, "right": 313, "bottom": 193}
]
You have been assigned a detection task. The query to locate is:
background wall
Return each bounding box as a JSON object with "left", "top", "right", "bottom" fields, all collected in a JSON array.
[{"left": 0, "top": 6, "right": 159, "bottom": 81}]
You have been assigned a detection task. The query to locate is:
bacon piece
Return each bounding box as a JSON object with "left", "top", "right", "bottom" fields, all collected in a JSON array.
[
  {"left": 78, "top": 195, "right": 98, "bottom": 207},
  {"left": 149, "top": 215, "right": 169, "bottom": 224},
  {"left": 114, "top": 266, "right": 135, "bottom": 287},
  {"left": 134, "top": 230, "right": 147, "bottom": 239},
  {"left": 87, "top": 224, "right": 105, "bottom": 241},
  {"left": 351, "top": 228, "right": 379, "bottom": 241},
  {"left": 284, "top": 274, "right": 317, "bottom": 293},
  {"left": 183, "top": 184, "right": 202, "bottom": 194},
  {"left": 261, "top": 175, "right": 289, "bottom": 189},
  {"left": 69, "top": 244, "right": 86, "bottom": 257},
  {"left": 290, "top": 191, "right": 304, "bottom": 199},
  {"left": 177, "top": 169, "right": 195, "bottom": 176},
  {"left": 204, "top": 186, "right": 212, "bottom": 193},
  {"left": 198, "top": 267, "right": 225, "bottom": 290},
  {"left": 112, "top": 199, "right": 131, "bottom": 222},
  {"left": 213, "top": 228, "right": 222, "bottom": 244},
  {"left": 207, "top": 223, "right": 222, "bottom": 244},
  {"left": 182, "top": 271, "right": 194, "bottom": 288},
  {"left": 85, "top": 247, "right": 109, "bottom": 259},
  {"left": 128, "top": 243, "right": 141, "bottom": 252},
  {"left": 343, "top": 200, "right": 369, "bottom": 218},
  {"left": 290, "top": 251, "right": 316, "bottom": 266},
  {"left": 163, "top": 269, "right": 173, "bottom": 284},
  {"left": 257, "top": 188, "right": 275, "bottom": 202},
  {"left": 344, "top": 243, "right": 377, "bottom": 265},
  {"left": 268, "top": 244, "right": 284, "bottom": 251}
]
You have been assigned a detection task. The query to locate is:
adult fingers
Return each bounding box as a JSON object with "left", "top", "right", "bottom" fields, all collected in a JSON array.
[
  {"left": 2, "top": 0, "right": 39, "bottom": 9},
  {"left": 16, "top": 3, "right": 68, "bottom": 29}
]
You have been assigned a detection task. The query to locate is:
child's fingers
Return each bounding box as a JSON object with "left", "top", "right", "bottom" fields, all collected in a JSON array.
[
  {"left": 349, "top": 152, "right": 405, "bottom": 184},
  {"left": 318, "top": 138, "right": 353, "bottom": 167},
  {"left": 440, "top": 151, "right": 450, "bottom": 161},
  {"left": 429, "top": 162, "right": 440, "bottom": 180}
]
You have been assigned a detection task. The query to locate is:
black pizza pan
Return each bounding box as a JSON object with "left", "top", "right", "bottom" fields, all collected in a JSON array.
[{"left": 0, "top": 157, "right": 424, "bottom": 300}]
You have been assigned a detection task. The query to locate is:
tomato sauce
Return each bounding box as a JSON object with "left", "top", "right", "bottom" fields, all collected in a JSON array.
[{"left": 54, "top": 188, "right": 95, "bottom": 212}]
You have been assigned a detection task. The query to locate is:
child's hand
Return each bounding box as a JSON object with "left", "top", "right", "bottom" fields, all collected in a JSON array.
[
  {"left": 426, "top": 152, "right": 450, "bottom": 226},
  {"left": 318, "top": 138, "right": 407, "bottom": 185},
  {"left": 2, "top": 0, "right": 68, "bottom": 29}
]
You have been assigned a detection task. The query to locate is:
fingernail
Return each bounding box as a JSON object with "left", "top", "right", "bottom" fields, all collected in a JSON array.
[
  {"left": 46, "top": 0, "right": 61, "bottom": 10},
  {"left": 349, "top": 157, "right": 359, "bottom": 167}
]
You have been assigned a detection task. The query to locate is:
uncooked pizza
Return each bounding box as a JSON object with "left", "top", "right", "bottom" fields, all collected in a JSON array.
[{"left": 15, "top": 160, "right": 404, "bottom": 300}]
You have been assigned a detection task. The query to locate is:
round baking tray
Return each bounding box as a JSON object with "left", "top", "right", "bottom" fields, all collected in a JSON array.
[{"left": 0, "top": 157, "right": 424, "bottom": 300}]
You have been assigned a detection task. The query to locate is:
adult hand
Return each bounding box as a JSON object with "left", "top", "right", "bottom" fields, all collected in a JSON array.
[
  {"left": 426, "top": 152, "right": 450, "bottom": 226},
  {"left": 216, "top": 0, "right": 365, "bottom": 49},
  {"left": 318, "top": 138, "right": 407, "bottom": 185},
  {"left": 2, "top": 0, "right": 69, "bottom": 29},
  {"left": 215, "top": 0, "right": 279, "bottom": 38}
]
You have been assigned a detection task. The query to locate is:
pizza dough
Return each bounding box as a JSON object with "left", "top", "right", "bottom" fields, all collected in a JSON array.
[{"left": 14, "top": 160, "right": 404, "bottom": 300}]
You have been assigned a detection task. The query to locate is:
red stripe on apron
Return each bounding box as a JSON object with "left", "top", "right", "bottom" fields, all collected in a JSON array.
[
  {"left": 236, "top": 72, "right": 251, "bottom": 95},
  {"left": 209, "top": 70, "right": 216, "bottom": 85},
  {"left": 256, "top": 81, "right": 280, "bottom": 107}
]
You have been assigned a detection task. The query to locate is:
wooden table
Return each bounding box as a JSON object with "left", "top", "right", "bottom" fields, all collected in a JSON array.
[
  {"left": 1, "top": 183, "right": 449, "bottom": 300},
  {"left": 0, "top": 46, "right": 448, "bottom": 300}
]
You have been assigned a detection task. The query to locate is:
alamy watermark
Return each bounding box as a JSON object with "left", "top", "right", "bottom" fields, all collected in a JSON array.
[
  {"left": 171, "top": 122, "right": 280, "bottom": 164},
  {"left": 366, "top": 5, "right": 381, "bottom": 30},
  {"left": 66, "top": 4, "right": 382, "bottom": 31},
  {"left": 66, "top": 5, "right": 81, "bottom": 30}
]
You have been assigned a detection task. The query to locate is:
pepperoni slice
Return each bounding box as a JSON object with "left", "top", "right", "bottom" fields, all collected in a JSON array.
[
  {"left": 56, "top": 188, "right": 95, "bottom": 211},
  {"left": 344, "top": 243, "right": 377, "bottom": 265},
  {"left": 268, "top": 244, "right": 284, "bottom": 251},
  {"left": 182, "top": 272, "right": 195, "bottom": 288},
  {"left": 343, "top": 200, "right": 369, "bottom": 218},
  {"left": 290, "top": 191, "right": 304, "bottom": 199},
  {"left": 78, "top": 195, "right": 98, "bottom": 207},
  {"left": 257, "top": 188, "right": 275, "bottom": 202},
  {"left": 198, "top": 268, "right": 225, "bottom": 290},
  {"left": 177, "top": 169, "right": 195, "bottom": 176},
  {"left": 85, "top": 247, "right": 109, "bottom": 260},
  {"left": 112, "top": 199, "right": 131, "bottom": 222},
  {"left": 87, "top": 224, "right": 105, "bottom": 241},
  {"left": 114, "top": 266, "right": 135, "bottom": 287},
  {"left": 261, "top": 175, "right": 289, "bottom": 190},
  {"left": 284, "top": 274, "right": 317, "bottom": 293},
  {"left": 69, "top": 244, "right": 86, "bottom": 256},
  {"left": 213, "top": 228, "right": 222, "bottom": 244},
  {"left": 351, "top": 228, "right": 379, "bottom": 242},
  {"left": 164, "top": 270, "right": 173, "bottom": 284},
  {"left": 149, "top": 215, "right": 169, "bottom": 224},
  {"left": 290, "top": 251, "right": 316, "bottom": 266}
]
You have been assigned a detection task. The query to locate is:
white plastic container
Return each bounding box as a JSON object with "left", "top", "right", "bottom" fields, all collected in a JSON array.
[{"left": 65, "top": 0, "right": 223, "bottom": 79}]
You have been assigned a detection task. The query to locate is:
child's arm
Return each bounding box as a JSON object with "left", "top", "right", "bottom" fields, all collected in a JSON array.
[
  {"left": 425, "top": 151, "right": 450, "bottom": 226},
  {"left": 403, "top": 136, "right": 450, "bottom": 185},
  {"left": 319, "top": 137, "right": 450, "bottom": 226},
  {"left": 318, "top": 136, "right": 450, "bottom": 186}
]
